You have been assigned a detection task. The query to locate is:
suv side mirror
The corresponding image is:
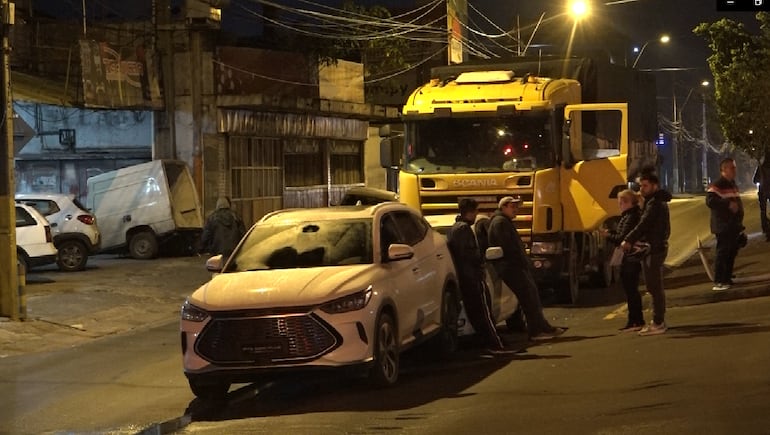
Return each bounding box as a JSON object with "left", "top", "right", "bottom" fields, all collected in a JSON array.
[
  {"left": 485, "top": 246, "right": 504, "bottom": 260},
  {"left": 206, "top": 254, "right": 224, "bottom": 272}
]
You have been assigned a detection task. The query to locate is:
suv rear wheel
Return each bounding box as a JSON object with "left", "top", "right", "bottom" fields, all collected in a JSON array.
[{"left": 57, "top": 240, "right": 88, "bottom": 271}]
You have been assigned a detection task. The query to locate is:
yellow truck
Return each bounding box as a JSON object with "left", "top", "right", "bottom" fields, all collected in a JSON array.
[{"left": 380, "top": 57, "right": 657, "bottom": 303}]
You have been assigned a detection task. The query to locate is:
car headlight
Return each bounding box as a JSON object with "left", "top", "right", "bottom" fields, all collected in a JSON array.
[
  {"left": 530, "top": 241, "right": 562, "bottom": 255},
  {"left": 320, "top": 287, "right": 373, "bottom": 314},
  {"left": 181, "top": 300, "right": 209, "bottom": 322}
]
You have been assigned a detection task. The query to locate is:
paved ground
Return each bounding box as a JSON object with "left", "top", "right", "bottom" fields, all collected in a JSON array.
[{"left": 2, "top": 231, "right": 770, "bottom": 360}]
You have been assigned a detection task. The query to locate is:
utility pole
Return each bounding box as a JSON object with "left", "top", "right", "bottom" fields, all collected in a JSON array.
[
  {"left": 701, "top": 88, "right": 709, "bottom": 191},
  {"left": 0, "top": 0, "right": 19, "bottom": 319},
  {"left": 672, "top": 89, "right": 680, "bottom": 194}
]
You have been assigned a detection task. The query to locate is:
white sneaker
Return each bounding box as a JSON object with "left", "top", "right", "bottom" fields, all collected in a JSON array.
[
  {"left": 712, "top": 283, "right": 731, "bottom": 291},
  {"left": 638, "top": 321, "right": 667, "bottom": 336}
]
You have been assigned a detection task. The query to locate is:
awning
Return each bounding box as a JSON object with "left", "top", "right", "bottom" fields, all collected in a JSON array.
[{"left": 11, "top": 71, "right": 77, "bottom": 106}]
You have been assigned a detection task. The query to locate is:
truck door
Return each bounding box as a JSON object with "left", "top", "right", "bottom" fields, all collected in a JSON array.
[{"left": 560, "top": 103, "right": 629, "bottom": 232}]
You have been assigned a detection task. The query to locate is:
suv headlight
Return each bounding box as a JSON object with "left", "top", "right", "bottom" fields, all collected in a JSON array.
[
  {"left": 530, "top": 241, "right": 562, "bottom": 255},
  {"left": 181, "top": 300, "right": 209, "bottom": 322},
  {"left": 320, "top": 287, "right": 373, "bottom": 314}
]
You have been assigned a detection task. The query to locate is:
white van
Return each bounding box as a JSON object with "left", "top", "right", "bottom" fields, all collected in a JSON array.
[{"left": 86, "top": 160, "right": 203, "bottom": 259}]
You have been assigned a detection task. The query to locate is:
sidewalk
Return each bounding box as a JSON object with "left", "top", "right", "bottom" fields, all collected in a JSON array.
[{"left": 2, "top": 235, "right": 770, "bottom": 359}]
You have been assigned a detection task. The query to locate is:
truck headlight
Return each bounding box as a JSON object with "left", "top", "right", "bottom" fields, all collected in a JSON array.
[
  {"left": 321, "top": 287, "right": 373, "bottom": 314},
  {"left": 181, "top": 300, "right": 209, "bottom": 322},
  {"left": 530, "top": 241, "right": 562, "bottom": 255}
]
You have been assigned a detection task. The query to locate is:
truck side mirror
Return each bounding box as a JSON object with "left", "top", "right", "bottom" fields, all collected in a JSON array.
[
  {"left": 562, "top": 119, "right": 575, "bottom": 169},
  {"left": 380, "top": 138, "right": 394, "bottom": 168}
]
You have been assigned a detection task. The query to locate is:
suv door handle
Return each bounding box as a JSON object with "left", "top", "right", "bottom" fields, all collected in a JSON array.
[
  {"left": 412, "top": 267, "right": 420, "bottom": 273},
  {"left": 436, "top": 253, "right": 444, "bottom": 260}
]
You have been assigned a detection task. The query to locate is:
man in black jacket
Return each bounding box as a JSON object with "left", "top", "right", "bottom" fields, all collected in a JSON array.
[
  {"left": 752, "top": 157, "right": 770, "bottom": 241},
  {"left": 707, "top": 158, "right": 744, "bottom": 291},
  {"left": 200, "top": 196, "right": 247, "bottom": 259},
  {"left": 622, "top": 172, "right": 672, "bottom": 336},
  {"left": 446, "top": 199, "right": 505, "bottom": 351},
  {"left": 487, "top": 196, "right": 565, "bottom": 341}
]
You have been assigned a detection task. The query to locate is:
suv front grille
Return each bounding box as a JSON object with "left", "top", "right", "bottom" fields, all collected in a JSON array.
[{"left": 195, "top": 313, "right": 340, "bottom": 365}]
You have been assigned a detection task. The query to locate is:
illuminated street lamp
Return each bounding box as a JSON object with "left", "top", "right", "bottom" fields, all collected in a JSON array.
[
  {"left": 569, "top": 0, "right": 591, "bottom": 20},
  {"left": 563, "top": 0, "right": 591, "bottom": 76},
  {"left": 632, "top": 34, "right": 670, "bottom": 68}
]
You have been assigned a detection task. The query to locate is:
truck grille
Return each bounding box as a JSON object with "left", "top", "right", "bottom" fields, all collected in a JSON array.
[
  {"left": 420, "top": 192, "right": 534, "bottom": 239},
  {"left": 195, "top": 313, "right": 340, "bottom": 365}
]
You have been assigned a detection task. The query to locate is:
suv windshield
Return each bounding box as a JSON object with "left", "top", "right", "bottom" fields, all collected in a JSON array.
[
  {"left": 230, "top": 218, "right": 373, "bottom": 271},
  {"left": 404, "top": 110, "right": 554, "bottom": 174}
]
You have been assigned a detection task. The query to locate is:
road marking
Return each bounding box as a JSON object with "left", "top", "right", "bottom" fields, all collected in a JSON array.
[{"left": 603, "top": 304, "right": 627, "bottom": 320}]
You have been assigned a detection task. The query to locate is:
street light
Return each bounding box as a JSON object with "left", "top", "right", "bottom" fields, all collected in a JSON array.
[
  {"left": 632, "top": 34, "right": 670, "bottom": 68},
  {"left": 563, "top": 0, "right": 591, "bottom": 76},
  {"left": 569, "top": 0, "right": 591, "bottom": 20}
]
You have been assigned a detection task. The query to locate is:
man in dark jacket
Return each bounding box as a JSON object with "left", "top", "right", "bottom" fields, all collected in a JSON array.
[
  {"left": 200, "top": 196, "right": 246, "bottom": 259},
  {"left": 487, "top": 196, "right": 565, "bottom": 341},
  {"left": 752, "top": 157, "right": 770, "bottom": 241},
  {"left": 622, "top": 171, "right": 672, "bottom": 336},
  {"left": 707, "top": 158, "right": 744, "bottom": 291},
  {"left": 446, "top": 199, "right": 506, "bottom": 352}
]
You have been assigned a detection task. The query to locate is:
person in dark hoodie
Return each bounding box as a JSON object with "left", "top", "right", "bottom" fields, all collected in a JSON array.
[
  {"left": 199, "top": 196, "right": 246, "bottom": 259},
  {"left": 487, "top": 196, "right": 565, "bottom": 341},
  {"left": 603, "top": 189, "right": 644, "bottom": 331},
  {"left": 707, "top": 158, "right": 744, "bottom": 291},
  {"left": 621, "top": 170, "right": 672, "bottom": 336},
  {"left": 446, "top": 198, "right": 507, "bottom": 353}
]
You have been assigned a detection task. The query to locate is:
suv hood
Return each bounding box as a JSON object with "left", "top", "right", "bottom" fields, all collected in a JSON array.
[{"left": 190, "top": 265, "right": 379, "bottom": 310}]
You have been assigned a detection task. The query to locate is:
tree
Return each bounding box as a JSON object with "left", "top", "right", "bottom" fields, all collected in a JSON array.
[{"left": 694, "top": 12, "right": 770, "bottom": 162}]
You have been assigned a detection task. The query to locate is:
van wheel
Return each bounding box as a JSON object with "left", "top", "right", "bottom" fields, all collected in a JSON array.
[
  {"left": 57, "top": 240, "right": 88, "bottom": 271},
  {"left": 17, "top": 253, "right": 28, "bottom": 274},
  {"left": 370, "top": 312, "right": 399, "bottom": 387},
  {"left": 129, "top": 231, "right": 158, "bottom": 259}
]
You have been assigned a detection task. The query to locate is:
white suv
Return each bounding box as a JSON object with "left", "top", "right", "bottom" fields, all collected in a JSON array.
[
  {"left": 16, "top": 194, "right": 101, "bottom": 272},
  {"left": 16, "top": 203, "right": 58, "bottom": 271},
  {"left": 181, "top": 203, "right": 460, "bottom": 400}
]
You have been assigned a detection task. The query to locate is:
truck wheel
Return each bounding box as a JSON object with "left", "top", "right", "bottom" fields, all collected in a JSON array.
[
  {"left": 57, "top": 240, "right": 88, "bottom": 272},
  {"left": 370, "top": 312, "right": 399, "bottom": 387},
  {"left": 560, "top": 234, "right": 580, "bottom": 304},
  {"left": 129, "top": 231, "right": 158, "bottom": 259},
  {"left": 590, "top": 240, "right": 614, "bottom": 288}
]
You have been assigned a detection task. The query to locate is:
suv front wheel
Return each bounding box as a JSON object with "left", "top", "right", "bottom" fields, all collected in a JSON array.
[{"left": 57, "top": 239, "right": 88, "bottom": 272}]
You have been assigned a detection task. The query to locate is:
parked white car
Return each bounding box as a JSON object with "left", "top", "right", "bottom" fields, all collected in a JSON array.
[
  {"left": 181, "top": 203, "right": 460, "bottom": 400},
  {"left": 16, "top": 193, "right": 101, "bottom": 271},
  {"left": 15, "top": 203, "right": 57, "bottom": 271}
]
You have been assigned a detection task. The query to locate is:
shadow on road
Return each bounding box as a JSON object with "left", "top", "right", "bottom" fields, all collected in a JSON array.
[
  {"left": 178, "top": 345, "right": 571, "bottom": 425},
  {"left": 667, "top": 322, "right": 770, "bottom": 339}
]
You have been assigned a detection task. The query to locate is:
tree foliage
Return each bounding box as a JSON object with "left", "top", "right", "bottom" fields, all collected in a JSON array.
[{"left": 694, "top": 12, "right": 770, "bottom": 161}]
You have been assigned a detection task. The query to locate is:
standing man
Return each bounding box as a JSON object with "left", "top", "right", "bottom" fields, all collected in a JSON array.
[
  {"left": 707, "top": 158, "right": 744, "bottom": 291},
  {"left": 199, "top": 196, "right": 247, "bottom": 259},
  {"left": 446, "top": 198, "right": 506, "bottom": 352},
  {"left": 621, "top": 171, "right": 672, "bottom": 336},
  {"left": 752, "top": 157, "right": 770, "bottom": 242},
  {"left": 487, "top": 196, "right": 565, "bottom": 341}
]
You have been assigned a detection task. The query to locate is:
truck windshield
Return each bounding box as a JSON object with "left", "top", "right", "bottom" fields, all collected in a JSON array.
[{"left": 403, "top": 111, "right": 554, "bottom": 174}]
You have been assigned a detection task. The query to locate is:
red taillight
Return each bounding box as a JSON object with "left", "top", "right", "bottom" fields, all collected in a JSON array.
[
  {"left": 77, "top": 214, "right": 95, "bottom": 225},
  {"left": 44, "top": 225, "right": 52, "bottom": 243}
]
